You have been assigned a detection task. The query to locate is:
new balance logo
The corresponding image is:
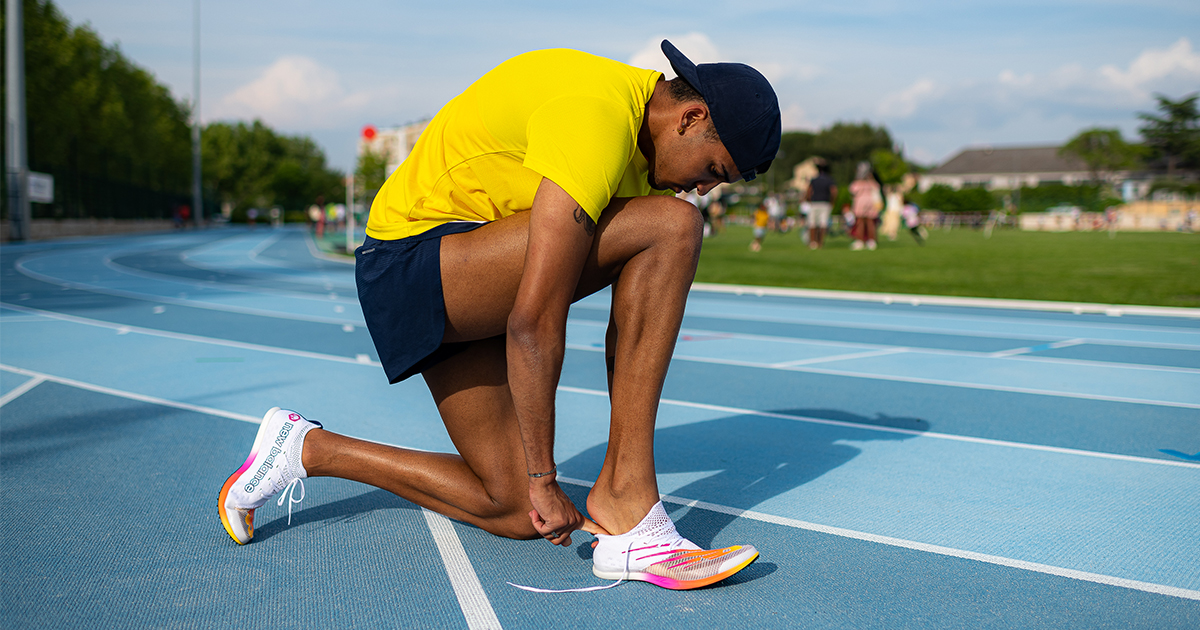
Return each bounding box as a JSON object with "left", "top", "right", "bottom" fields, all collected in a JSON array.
[{"left": 243, "top": 422, "right": 294, "bottom": 493}]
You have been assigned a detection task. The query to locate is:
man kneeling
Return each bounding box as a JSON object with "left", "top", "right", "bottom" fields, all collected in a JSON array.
[{"left": 219, "top": 40, "right": 781, "bottom": 590}]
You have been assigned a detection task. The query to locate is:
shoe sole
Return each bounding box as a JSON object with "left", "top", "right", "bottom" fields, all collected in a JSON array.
[
  {"left": 218, "top": 406, "right": 282, "bottom": 545},
  {"left": 593, "top": 547, "right": 759, "bottom": 590}
]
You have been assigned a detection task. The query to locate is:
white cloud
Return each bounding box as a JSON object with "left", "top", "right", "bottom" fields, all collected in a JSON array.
[
  {"left": 780, "top": 103, "right": 819, "bottom": 131},
  {"left": 1100, "top": 37, "right": 1200, "bottom": 98},
  {"left": 628, "top": 32, "right": 723, "bottom": 78},
  {"left": 877, "top": 79, "right": 940, "bottom": 118},
  {"left": 212, "top": 56, "right": 381, "bottom": 130}
]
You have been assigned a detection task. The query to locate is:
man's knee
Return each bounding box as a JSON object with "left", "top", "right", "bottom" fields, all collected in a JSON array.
[
  {"left": 646, "top": 195, "right": 704, "bottom": 255},
  {"left": 477, "top": 501, "right": 540, "bottom": 539}
]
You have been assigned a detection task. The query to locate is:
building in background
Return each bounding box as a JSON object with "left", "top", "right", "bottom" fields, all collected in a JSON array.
[
  {"left": 358, "top": 119, "right": 431, "bottom": 179},
  {"left": 919, "top": 144, "right": 1154, "bottom": 200}
]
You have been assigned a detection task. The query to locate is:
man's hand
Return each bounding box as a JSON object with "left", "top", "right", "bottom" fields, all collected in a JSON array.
[{"left": 528, "top": 475, "right": 608, "bottom": 546}]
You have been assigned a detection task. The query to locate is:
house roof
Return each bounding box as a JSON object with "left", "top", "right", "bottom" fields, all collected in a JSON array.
[{"left": 928, "top": 145, "right": 1089, "bottom": 176}]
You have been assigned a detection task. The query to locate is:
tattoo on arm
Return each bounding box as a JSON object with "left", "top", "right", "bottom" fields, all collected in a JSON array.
[{"left": 573, "top": 206, "right": 596, "bottom": 237}]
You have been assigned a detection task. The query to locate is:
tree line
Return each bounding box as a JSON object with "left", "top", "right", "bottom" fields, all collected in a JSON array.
[{"left": 1, "top": 0, "right": 344, "bottom": 221}]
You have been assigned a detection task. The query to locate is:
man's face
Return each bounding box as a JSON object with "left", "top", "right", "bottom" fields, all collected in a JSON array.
[{"left": 647, "top": 121, "right": 740, "bottom": 195}]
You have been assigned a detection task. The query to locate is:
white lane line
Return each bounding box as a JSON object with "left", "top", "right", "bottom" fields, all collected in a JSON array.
[
  {"left": 989, "top": 338, "right": 1086, "bottom": 358},
  {"left": 771, "top": 347, "right": 909, "bottom": 368},
  {"left": 304, "top": 231, "right": 356, "bottom": 266},
  {"left": 0, "top": 362, "right": 501, "bottom": 627},
  {"left": 6, "top": 300, "right": 1194, "bottom": 408},
  {"left": 575, "top": 299, "right": 1200, "bottom": 347},
  {"left": 422, "top": 509, "right": 504, "bottom": 630},
  {"left": 247, "top": 231, "right": 286, "bottom": 258},
  {"left": 5, "top": 363, "right": 1192, "bottom": 604},
  {"left": 558, "top": 385, "right": 1200, "bottom": 469},
  {"left": 100, "top": 248, "right": 359, "bottom": 304},
  {"left": 556, "top": 475, "right": 1200, "bottom": 602},
  {"left": 0, "top": 364, "right": 260, "bottom": 423},
  {"left": 17, "top": 256, "right": 361, "bottom": 326},
  {"left": 0, "top": 302, "right": 380, "bottom": 367},
  {"left": 572, "top": 318, "right": 1200, "bottom": 368},
  {"left": 0, "top": 376, "right": 46, "bottom": 407},
  {"left": 12, "top": 297, "right": 1191, "bottom": 410},
  {"left": 562, "top": 342, "right": 1200, "bottom": 409},
  {"left": 690, "top": 282, "right": 1200, "bottom": 320}
]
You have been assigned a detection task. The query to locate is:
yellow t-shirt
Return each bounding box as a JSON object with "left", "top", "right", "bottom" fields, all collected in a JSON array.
[{"left": 366, "top": 49, "right": 671, "bottom": 240}]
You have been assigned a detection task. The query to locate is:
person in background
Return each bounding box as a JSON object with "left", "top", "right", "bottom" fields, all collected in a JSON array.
[
  {"left": 751, "top": 200, "right": 769, "bottom": 251},
  {"left": 901, "top": 198, "right": 926, "bottom": 246},
  {"left": 765, "top": 193, "right": 786, "bottom": 233},
  {"left": 849, "top": 161, "right": 881, "bottom": 250},
  {"left": 805, "top": 160, "right": 836, "bottom": 249}
]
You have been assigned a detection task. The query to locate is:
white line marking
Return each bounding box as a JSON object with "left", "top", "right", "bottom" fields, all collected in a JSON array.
[
  {"left": 555, "top": 476, "right": 1200, "bottom": 602},
  {"left": 246, "top": 231, "right": 286, "bottom": 258},
  {"left": 0, "top": 376, "right": 46, "bottom": 407},
  {"left": 562, "top": 342, "right": 1200, "bottom": 409},
  {"left": 690, "top": 282, "right": 1200, "bottom": 320},
  {"left": 0, "top": 364, "right": 260, "bottom": 423},
  {"left": 304, "top": 231, "right": 356, "bottom": 265},
  {"left": 18, "top": 255, "right": 362, "bottom": 326},
  {"left": 771, "top": 347, "right": 909, "bottom": 368},
  {"left": 4, "top": 362, "right": 1190, "bottom": 604},
  {"left": 990, "top": 338, "right": 1087, "bottom": 358},
  {"left": 557, "top": 385, "right": 1200, "bottom": 468},
  {"left": 6, "top": 299, "right": 1194, "bottom": 409},
  {"left": 423, "top": 509, "right": 504, "bottom": 630},
  {"left": 0, "top": 302, "right": 381, "bottom": 368}
]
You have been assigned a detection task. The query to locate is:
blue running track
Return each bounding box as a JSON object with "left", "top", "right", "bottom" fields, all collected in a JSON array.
[{"left": 2, "top": 227, "right": 1198, "bottom": 629}]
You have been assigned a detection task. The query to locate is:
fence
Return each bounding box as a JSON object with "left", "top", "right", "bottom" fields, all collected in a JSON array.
[{"left": 2, "top": 168, "right": 217, "bottom": 221}]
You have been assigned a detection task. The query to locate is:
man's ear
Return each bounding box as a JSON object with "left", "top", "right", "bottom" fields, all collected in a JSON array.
[{"left": 678, "top": 104, "right": 711, "bottom": 134}]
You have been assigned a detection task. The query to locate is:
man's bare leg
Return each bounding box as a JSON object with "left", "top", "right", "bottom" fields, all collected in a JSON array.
[
  {"left": 303, "top": 336, "right": 539, "bottom": 539},
  {"left": 306, "top": 194, "right": 702, "bottom": 539}
]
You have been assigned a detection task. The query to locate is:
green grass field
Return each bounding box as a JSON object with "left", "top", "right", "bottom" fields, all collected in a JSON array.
[{"left": 695, "top": 225, "right": 1200, "bottom": 308}]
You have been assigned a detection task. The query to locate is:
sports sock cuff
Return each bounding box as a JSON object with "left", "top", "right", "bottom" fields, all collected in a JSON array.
[{"left": 290, "top": 423, "right": 317, "bottom": 479}]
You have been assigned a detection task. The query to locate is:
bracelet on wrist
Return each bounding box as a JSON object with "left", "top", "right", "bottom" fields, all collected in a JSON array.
[{"left": 527, "top": 464, "right": 556, "bottom": 479}]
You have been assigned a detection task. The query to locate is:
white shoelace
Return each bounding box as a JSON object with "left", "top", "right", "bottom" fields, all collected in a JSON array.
[
  {"left": 276, "top": 478, "right": 306, "bottom": 525},
  {"left": 506, "top": 538, "right": 635, "bottom": 594}
]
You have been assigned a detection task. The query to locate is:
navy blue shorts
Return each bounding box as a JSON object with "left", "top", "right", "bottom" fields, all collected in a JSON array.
[{"left": 355, "top": 221, "right": 486, "bottom": 384}]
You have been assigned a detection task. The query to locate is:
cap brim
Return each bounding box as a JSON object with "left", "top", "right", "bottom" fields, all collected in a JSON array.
[{"left": 661, "top": 40, "right": 703, "bottom": 95}]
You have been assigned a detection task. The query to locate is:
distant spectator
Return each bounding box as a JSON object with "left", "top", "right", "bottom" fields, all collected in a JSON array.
[
  {"left": 750, "top": 202, "right": 769, "bottom": 252},
  {"left": 765, "top": 193, "right": 786, "bottom": 233},
  {"left": 849, "top": 161, "right": 881, "bottom": 250},
  {"left": 709, "top": 186, "right": 727, "bottom": 235},
  {"left": 247, "top": 208, "right": 259, "bottom": 229},
  {"left": 805, "top": 160, "right": 836, "bottom": 249},
  {"left": 901, "top": 200, "right": 927, "bottom": 246}
]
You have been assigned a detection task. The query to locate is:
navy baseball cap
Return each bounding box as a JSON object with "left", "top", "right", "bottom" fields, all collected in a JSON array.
[{"left": 661, "top": 39, "right": 782, "bottom": 182}]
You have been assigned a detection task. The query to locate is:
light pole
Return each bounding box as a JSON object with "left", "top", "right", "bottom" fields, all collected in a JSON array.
[
  {"left": 6, "top": 0, "right": 30, "bottom": 241},
  {"left": 192, "top": 0, "right": 203, "bottom": 226}
]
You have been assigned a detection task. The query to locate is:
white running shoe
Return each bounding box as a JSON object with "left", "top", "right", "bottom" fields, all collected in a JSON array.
[
  {"left": 866, "top": 239, "right": 877, "bottom": 250},
  {"left": 218, "top": 407, "right": 322, "bottom": 544},
  {"left": 592, "top": 502, "right": 758, "bottom": 590}
]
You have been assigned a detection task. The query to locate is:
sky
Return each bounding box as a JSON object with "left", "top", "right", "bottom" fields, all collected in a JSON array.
[{"left": 53, "top": 0, "right": 1200, "bottom": 174}]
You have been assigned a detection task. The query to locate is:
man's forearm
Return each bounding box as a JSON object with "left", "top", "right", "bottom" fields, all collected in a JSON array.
[{"left": 506, "top": 314, "right": 566, "bottom": 474}]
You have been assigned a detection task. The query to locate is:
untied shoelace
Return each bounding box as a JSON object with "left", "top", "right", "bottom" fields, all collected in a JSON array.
[{"left": 506, "top": 537, "right": 636, "bottom": 593}]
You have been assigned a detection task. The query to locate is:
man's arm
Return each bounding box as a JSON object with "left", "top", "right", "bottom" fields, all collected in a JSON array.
[{"left": 506, "top": 177, "right": 597, "bottom": 546}]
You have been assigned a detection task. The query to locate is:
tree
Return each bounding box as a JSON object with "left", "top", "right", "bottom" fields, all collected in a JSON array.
[
  {"left": 201, "top": 121, "right": 344, "bottom": 215},
  {"left": 870, "top": 148, "right": 909, "bottom": 186},
  {"left": 1138, "top": 93, "right": 1199, "bottom": 177},
  {"left": 1059, "top": 128, "right": 1143, "bottom": 182},
  {"left": 355, "top": 145, "right": 389, "bottom": 199},
  {"left": 3, "top": 0, "right": 194, "bottom": 218}
]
